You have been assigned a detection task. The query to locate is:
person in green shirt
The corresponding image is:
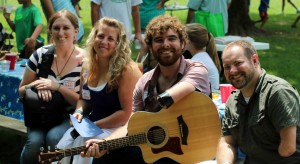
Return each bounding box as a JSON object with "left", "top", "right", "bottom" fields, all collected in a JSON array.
[
  {"left": 186, "top": 0, "right": 231, "bottom": 34},
  {"left": 140, "top": 0, "right": 169, "bottom": 32},
  {"left": 3, "top": 0, "right": 44, "bottom": 59}
]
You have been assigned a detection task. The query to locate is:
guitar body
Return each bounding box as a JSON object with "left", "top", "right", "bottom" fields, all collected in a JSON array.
[
  {"left": 128, "top": 92, "right": 221, "bottom": 163},
  {"left": 39, "top": 92, "right": 221, "bottom": 164}
]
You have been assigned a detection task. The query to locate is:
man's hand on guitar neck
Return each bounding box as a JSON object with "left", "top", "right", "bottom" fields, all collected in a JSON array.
[{"left": 80, "top": 139, "right": 107, "bottom": 158}]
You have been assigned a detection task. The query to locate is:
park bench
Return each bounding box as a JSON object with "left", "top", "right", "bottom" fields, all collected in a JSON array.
[
  {"left": 0, "top": 115, "right": 26, "bottom": 162},
  {"left": 0, "top": 115, "right": 26, "bottom": 136}
]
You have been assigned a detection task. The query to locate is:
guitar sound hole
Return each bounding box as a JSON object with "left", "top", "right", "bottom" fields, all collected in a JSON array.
[{"left": 147, "top": 126, "right": 166, "bottom": 145}]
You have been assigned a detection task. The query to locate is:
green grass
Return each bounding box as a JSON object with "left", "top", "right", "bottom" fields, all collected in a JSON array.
[{"left": 1, "top": 0, "right": 300, "bottom": 90}]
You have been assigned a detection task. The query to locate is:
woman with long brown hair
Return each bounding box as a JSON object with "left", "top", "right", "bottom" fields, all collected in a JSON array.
[{"left": 185, "top": 23, "right": 221, "bottom": 90}]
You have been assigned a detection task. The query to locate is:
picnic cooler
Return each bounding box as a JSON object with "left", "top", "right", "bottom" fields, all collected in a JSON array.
[{"left": 195, "top": 11, "right": 225, "bottom": 37}]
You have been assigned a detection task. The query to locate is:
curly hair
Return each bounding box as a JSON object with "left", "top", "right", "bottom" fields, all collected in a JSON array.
[
  {"left": 144, "top": 15, "right": 187, "bottom": 46},
  {"left": 85, "top": 17, "right": 132, "bottom": 91}
]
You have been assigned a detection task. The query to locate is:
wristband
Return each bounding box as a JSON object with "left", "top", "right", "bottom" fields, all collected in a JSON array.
[{"left": 157, "top": 92, "right": 174, "bottom": 108}]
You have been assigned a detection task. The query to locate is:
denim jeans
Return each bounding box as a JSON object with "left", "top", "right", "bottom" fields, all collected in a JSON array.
[{"left": 20, "top": 119, "right": 70, "bottom": 164}]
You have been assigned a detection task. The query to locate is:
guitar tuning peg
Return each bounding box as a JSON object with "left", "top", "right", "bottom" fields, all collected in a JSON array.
[
  {"left": 48, "top": 146, "right": 51, "bottom": 152},
  {"left": 40, "top": 147, "right": 44, "bottom": 152}
]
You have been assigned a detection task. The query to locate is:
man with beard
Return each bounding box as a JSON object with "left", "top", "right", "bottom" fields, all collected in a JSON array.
[
  {"left": 132, "top": 15, "right": 211, "bottom": 113},
  {"left": 81, "top": 15, "right": 211, "bottom": 164},
  {"left": 216, "top": 40, "right": 300, "bottom": 164}
]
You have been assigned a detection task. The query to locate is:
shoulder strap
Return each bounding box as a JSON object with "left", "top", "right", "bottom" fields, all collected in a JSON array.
[{"left": 37, "top": 45, "right": 55, "bottom": 78}]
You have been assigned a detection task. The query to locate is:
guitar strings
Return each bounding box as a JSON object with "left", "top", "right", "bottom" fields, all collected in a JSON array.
[
  {"left": 144, "top": 128, "right": 181, "bottom": 143},
  {"left": 40, "top": 127, "right": 186, "bottom": 162}
]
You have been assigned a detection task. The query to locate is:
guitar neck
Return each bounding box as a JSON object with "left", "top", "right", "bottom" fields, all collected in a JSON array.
[
  {"left": 60, "top": 133, "right": 147, "bottom": 157},
  {"left": 99, "top": 133, "right": 147, "bottom": 150}
]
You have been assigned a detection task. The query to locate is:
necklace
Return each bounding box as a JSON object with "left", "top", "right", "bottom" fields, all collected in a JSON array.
[{"left": 55, "top": 46, "right": 75, "bottom": 80}]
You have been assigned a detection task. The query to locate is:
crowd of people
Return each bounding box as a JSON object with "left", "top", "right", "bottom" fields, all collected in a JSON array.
[{"left": 0, "top": 0, "right": 299, "bottom": 163}]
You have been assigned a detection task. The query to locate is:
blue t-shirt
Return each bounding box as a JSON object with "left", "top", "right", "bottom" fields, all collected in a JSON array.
[
  {"left": 41, "top": 0, "right": 84, "bottom": 42},
  {"left": 259, "top": 0, "right": 269, "bottom": 12}
]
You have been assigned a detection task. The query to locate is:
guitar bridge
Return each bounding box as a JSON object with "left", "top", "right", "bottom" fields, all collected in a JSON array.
[{"left": 177, "top": 115, "right": 188, "bottom": 145}]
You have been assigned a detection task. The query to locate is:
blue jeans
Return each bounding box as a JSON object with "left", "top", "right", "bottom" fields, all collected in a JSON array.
[{"left": 20, "top": 119, "right": 70, "bottom": 164}]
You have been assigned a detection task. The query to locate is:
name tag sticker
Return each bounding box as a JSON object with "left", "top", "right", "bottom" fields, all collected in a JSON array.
[
  {"left": 82, "top": 89, "right": 91, "bottom": 100},
  {"left": 63, "top": 80, "right": 75, "bottom": 89}
]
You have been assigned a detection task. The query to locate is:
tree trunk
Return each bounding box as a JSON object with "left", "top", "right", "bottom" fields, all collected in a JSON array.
[{"left": 228, "top": 0, "right": 257, "bottom": 36}]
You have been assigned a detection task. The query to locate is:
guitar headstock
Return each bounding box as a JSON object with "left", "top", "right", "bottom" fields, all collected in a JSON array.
[{"left": 39, "top": 149, "right": 64, "bottom": 164}]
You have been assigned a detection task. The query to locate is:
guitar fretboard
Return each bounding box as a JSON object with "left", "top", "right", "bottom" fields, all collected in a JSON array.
[
  {"left": 99, "top": 133, "right": 147, "bottom": 150},
  {"left": 58, "top": 132, "right": 147, "bottom": 157}
]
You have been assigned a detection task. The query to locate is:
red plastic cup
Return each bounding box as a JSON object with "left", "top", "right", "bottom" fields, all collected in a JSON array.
[
  {"left": 5, "top": 53, "right": 17, "bottom": 70},
  {"left": 220, "top": 84, "right": 236, "bottom": 103}
]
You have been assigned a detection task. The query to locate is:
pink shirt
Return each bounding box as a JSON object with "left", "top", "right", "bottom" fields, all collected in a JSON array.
[{"left": 133, "top": 56, "right": 210, "bottom": 112}]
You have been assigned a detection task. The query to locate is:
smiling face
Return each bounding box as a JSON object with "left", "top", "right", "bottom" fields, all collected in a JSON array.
[
  {"left": 50, "top": 16, "right": 78, "bottom": 46},
  {"left": 93, "top": 24, "right": 118, "bottom": 59},
  {"left": 149, "top": 29, "right": 184, "bottom": 67},
  {"left": 222, "top": 45, "right": 259, "bottom": 90}
]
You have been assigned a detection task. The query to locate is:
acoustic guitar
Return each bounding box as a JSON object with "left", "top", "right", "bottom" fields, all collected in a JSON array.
[{"left": 39, "top": 92, "right": 221, "bottom": 164}]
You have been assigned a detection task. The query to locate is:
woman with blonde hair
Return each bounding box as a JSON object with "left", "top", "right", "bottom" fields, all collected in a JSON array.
[
  {"left": 185, "top": 23, "right": 221, "bottom": 90},
  {"left": 56, "top": 17, "right": 142, "bottom": 163}
]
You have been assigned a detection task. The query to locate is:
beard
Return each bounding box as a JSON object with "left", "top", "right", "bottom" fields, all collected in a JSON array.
[
  {"left": 228, "top": 66, "right": 256, "bottom": 89},
  {"left": 153, "top": 48, "right": 182, "bottom": 67}
]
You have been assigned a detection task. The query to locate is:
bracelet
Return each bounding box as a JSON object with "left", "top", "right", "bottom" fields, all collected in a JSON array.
[
  {"left": 56, "top": 84, "right": 61, "bottom": 91},
  {"left": 74, "top": 109, "right": 83, "bottom": 115}
]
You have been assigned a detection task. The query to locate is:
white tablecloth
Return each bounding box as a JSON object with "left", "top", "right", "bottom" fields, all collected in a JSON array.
[{"left": 216, "top": 42, "right": 270, "bottom": 51}]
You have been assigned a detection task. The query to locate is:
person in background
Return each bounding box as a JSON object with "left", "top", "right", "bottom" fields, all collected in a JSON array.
[
  {"left": 71, "top": 0, "right": 82, "bottom": 18},
  {"left": 56, "top": 17, "right": 142, "bottom": 163},
  {"left": 186, "top": 0, "right": 231, "bottom": 34},
  {"left": 281, "top": 0, "right": 300, "bottom": 14},
  {"left": 140, "top": 0, "right": 169, "bottom": 32},
  {"left": 90, "top": 0, "right": 146, "bottom": 57},
  {"left": 136, "top": 0, "right": 169, "bottom": 73},
  {"left": 3, "top": 0, "right": 44, "bottom": 59},
  {"left": 254, "top": 0, "right": 269, "bottom": 30},
  {"left": 185, "top": 23, "right": 221, "bottom": 90},
  {"left": 40, "top": 0, "right": 84, "bottom": 43},
  {"left": 18, "top": 9, "right": 85, "bottom": 163},
  {"left": 291, "top": 14, "right": 300, "bottom": 28},
  {"left": 216, "top": 40, "right": 300, "bottom": 163},
  {"left": 81, "top": 14, "right": 211, "bottom": 164}
]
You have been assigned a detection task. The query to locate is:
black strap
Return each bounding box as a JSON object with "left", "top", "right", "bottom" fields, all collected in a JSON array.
[
  {"left": 143, "top": 82, "right": 155, "bottom": 111},
  {"left": 37, "top": 45, "right": 55, "bottom": 78}
]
